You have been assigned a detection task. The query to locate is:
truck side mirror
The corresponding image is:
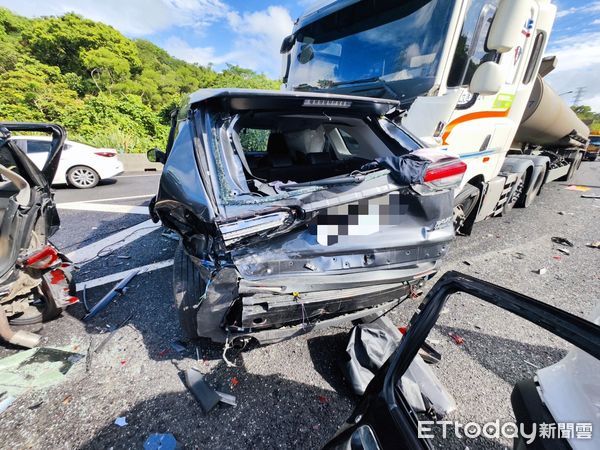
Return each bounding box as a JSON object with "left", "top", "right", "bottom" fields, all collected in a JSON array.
[
  {"left": 487, "top": 0, "right": 532, "bottom": 53},
  {"left": 280, "top": 34, "right": 295, "bottom": 54},
  {"left": 147, "top": 148, "right": 166, "bottom": 164},
  {"left": 469, "top": 62, "right": 504, "bottom": 96}
]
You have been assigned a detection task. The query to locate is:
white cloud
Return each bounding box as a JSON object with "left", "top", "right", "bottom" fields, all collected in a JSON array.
[
  {"left": 0, "top": 0, "right": 228, "bottom": 36},
  {"left": 224, "top": 6, "right": 294, "bottom": 74},
  {"left": 548, "top": 33, "right": 600, "bottom": 73},
  {"left": 545, "top": 30, "right": 600, "bottom": 110},
  {"left": 163, "top": 36, "right": 244, "bottom": 68},
  {"left": 164, "top": 6, "right": 293, "bottom": 76},
  {"left": 556, "top": 7, "right": 578, "bottom": 19},
  {"left": 0, "top": 0, "right": 292, "bottom": 76},
  {"left": 555, "top": 1, "right": 600, "bottom": 18}
]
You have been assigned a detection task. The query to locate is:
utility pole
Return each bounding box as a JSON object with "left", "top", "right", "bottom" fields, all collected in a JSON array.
[{"left": 572, "top": 87, "right": 586, "bottom": 106}]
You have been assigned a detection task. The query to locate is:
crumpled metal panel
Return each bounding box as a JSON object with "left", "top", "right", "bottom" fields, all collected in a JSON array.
[{"left": 231, "top": 188, "right": 453, "bottom": 282}]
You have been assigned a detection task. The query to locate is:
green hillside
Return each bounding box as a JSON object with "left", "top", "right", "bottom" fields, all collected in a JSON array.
[{"left": 0, "top": 8, "right": 279, "bottom": 152}]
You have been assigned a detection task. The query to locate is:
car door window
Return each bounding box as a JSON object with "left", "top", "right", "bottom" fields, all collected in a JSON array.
[
  {"left": 26, "top": 140, "right": 52, "bottom": 154},
  {"left": 447, "top": 1, "right": 499, "bottom": 89}
]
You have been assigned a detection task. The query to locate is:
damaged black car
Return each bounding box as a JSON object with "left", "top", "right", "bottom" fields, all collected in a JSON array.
[
  {"left": 149, "top": 89, "right": 466, "bottom": 344},
  {"left": 0, "top": 123, "right": 77, "bottom": 348}
]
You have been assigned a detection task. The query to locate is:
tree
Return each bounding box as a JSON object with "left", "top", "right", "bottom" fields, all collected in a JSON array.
[
  {"left": 572, "top": 105, "right": 600, "bottom": 133},
  {"left": 0, "top": 7, "right": 281, "bottom": 153}
]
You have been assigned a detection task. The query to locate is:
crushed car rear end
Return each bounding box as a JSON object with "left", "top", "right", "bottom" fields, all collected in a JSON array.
[
  {"left": 151, "top": 89, "right": 465, "bottom": 344},
  {"left": 0, "top": 123, "right": 77, "bottom": 348}
]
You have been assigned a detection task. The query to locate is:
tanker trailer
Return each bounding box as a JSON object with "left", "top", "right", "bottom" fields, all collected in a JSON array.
[{"left": 500, "top": 62, "right": 590, "bottom": 209}]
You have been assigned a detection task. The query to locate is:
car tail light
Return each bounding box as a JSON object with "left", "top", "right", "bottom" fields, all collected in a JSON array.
[
  {"left": 95, "top": 151, "right": 116, "bottom": 157},
  {"left": 423, "top": 159, "right": 467, "bottom": 189},
  {"left": 24, "top": 245, "right": 60, "bottom": 269}
]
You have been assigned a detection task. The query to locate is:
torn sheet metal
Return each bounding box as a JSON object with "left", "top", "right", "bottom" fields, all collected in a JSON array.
[{"left": 343, "top": 317, "right": 455, "bottom": 417}]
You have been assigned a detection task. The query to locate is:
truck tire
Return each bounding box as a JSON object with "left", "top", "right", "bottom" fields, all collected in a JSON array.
[
  {"left": 558, "top": 152, "right": 582, "bottom": 182},
  {"left": 453, "top": 184, "right": 480, "bottom": 235},
  {"left": 517, "top": 166, "right": 546, "bottom": 208},
  {"left": 503, "top": 176, "right": 525, "bottom": 215},
  {"left": 173, "top": 241, "right": 202, "bottom": 340}
]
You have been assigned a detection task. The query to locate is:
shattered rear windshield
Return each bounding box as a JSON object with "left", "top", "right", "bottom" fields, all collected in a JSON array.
[{"left": 200, "top": 109, "right": 417, "bottom": 205}]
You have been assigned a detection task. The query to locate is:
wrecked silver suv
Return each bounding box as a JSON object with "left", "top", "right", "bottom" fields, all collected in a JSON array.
[{"left": 149, "top": 89, "right": 465, "bottom": 344}]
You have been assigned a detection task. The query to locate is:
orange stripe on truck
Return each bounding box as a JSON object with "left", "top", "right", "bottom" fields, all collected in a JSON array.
[{"left": 442, "top": 109, "right": 511, "bottom": 144}]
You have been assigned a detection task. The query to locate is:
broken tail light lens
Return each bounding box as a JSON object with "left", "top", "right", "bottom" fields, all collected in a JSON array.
[
  {"left": 94, "top": 151, "right": 116, "bottom": 157},
  {"left": 423, "top": 159, "right": 467, "bottom": 190},
  {"left": 24, "top": 245, "right": 60, "bottom": 269}
]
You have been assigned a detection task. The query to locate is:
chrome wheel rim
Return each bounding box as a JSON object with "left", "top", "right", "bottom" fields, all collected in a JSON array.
[{"left": 71, "top": 168, "right": 96, "bottom": 187}]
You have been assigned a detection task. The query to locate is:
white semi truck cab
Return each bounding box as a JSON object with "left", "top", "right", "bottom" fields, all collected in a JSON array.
[{"left": 281, "top": 0, "right": 590, "bottom": 233}]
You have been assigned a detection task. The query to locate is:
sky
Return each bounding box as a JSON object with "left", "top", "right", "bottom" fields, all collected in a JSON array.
[{"left": 1, "top": 0, "right": 599, "bottom": 109}]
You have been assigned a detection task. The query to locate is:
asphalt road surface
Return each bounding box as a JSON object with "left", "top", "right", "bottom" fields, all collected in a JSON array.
[{"left": 0, "top": 164, "right": 598, "bottom": 449}]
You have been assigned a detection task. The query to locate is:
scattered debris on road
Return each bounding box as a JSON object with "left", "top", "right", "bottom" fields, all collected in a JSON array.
[
  {"left": 343, "top": 317, "right": 456, "bottom": 416},
  {"left": 448, "top": 331, "right": 465, "bottom": 345},
  {"left": 144, "top": 433, "right": 179, "bottom": 450},
  {"left": 161, "top": 229, "right": 180, "bottom": 241},
  {"left": 551, "top": 236, "right": 574, "bottom": 247},
  {"left": 94, "top": 313, "right": 134, "bottom": 354},
  {"left": 0, "top": 392, "right": 16, "bottom": 415},
  {"left": 83, "top": 271, "right": 139, "bottom": 321},
  {"left": 523, "top": 360, "right": 540, "bottom": 370},
  {"left": 170, "top": 340, "right": 187, "bottom": 355},
  {"left": 565, "top": 185, "right": 591, "bottom": 192},
  {"left": 317, "top": 395, "right": 330, "bottom": 404},
  {"left": 215, "top": 391, "right": 237, "bottom": 407},
  {"left": 183, "top": 368, "right": 220, "bottom": 415},
  {"left": 114, "top": 417, "right": 128, "bottom": 427},
  {"left": 0, "top": 347, "right": 83, "bottom": 407}
]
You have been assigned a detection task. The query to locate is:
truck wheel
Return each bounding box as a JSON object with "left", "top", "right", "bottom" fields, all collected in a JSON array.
[
  {"left": 453, "top": 184, "right": 480, "bottom": 235},
  {"left": 558, "top": 152, "right": 582, "bottom": 182},
  {"left": 503, "top": 177, "right": 525, "bottom": 214},
  {"left": 517, "top": 166, "right": 546, "bottom": 208},
  {"left": 173, "top": 242, "right": 202, "bottom": 340}
]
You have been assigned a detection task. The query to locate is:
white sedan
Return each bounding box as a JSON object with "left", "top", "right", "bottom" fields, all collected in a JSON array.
[{"left": 10, "top": 136, "right": 124, "bottom": 188}]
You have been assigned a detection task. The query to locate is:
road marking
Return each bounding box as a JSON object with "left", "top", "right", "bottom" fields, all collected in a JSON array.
[
  {"left": 76, "top": 259, "right": 174, "bottom": 291},
  {"left": 67, "top": 219, "right": 160, "bottom": 265},
  {"left": 117, "top": 173, "right": 162, "bottom": 178},
  {"left": 83, "top": 194, "right": 155, "bottom": 203},
  {"left": 57, "top": 202, "right": 149, "bottom": 215}
]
